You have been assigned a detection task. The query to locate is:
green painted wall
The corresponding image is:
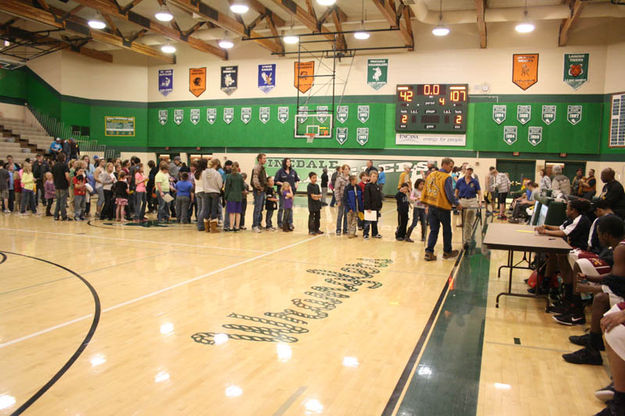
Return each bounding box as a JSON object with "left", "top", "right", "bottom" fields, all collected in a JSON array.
[{"left": 1, "top": 66, "right": 623, "bottom": 156}]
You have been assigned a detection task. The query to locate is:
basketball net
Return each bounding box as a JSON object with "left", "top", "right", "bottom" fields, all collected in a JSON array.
[{"left": 305, "top": 133, "right": 315, "bottom": 144}]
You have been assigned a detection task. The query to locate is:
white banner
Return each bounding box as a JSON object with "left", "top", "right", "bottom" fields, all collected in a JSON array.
[{"left": 395, "top": 133, "right": 466, "bottom": 146}]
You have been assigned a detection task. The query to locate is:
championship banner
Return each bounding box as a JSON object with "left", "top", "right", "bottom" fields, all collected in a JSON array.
[
  {"left": 504, "top": 126, "right": 518, "bottom": 145},
  {"left": 259, "top": 107, "right": 270, "bottom": 124},
  {"left": 517, "top": 105, "right": 531, "bottom": 124},
  {"left": 337, "top": 105, "right": 349, "bottom": 123},
  {"left": 357, "top": 105, "right": 369, "bottom": 123},
  {"left": 258, "top": 64, "right": 275, "bottom": 94},
  {"left": 158, "top": 69, "right": 173, "bottom": 97},
  {"left": 158, "top": 110, "right": 168, "bottom": 125},
  {"left": 567, "top": 105, "right": 582, "bottom": 125},
  {"left": 189, "top": 67, "right": 206, "bottom": 97},
  {"left": 336, "top": 127, "right": 348, "bottom": 145},
  {"left": 294, "top": 61, "right": 314, "bottom": 93},
  {"left": 190, "top": 109, "right": 200, "bottom": 125},
  {"left": 542, "top": 105, "right": 556, "bottom": 125},
  {"left": 512, "top": 54, "right": 539, "bottom": 90},
  {"left": 223, "top": 108, "right": 234, "bottom": 124},
  {"left": 356, "top": 127, "right": 369, "bottom": 146},
  {"left": 367, "top": 58, "right": 388, "bottom": 90},
  {"left": 206, "top": 108, "right": 217, "bottom": 124},
  {"left": 241, "top": 107, "right": 252, "bottom": 124},
  {"left": 528, "top": 126, "right": 543, "bottom": 146},
  {"left": 278, "top": 106, "right": 289, "bottom": 124},
  {"left": 564, "top": 53, "right": 589, "bottom": 90},
  {"left": 492, "top": 105, "right": 506, "bottom": 124},
  {"left": 316, "top": 106, "right": 329, "bottom": 123},
  {"left": 221, "top": 66, "right": 238, "bottom": 96},
  {"left": 174, "top": 109, "right": 183, "bottom": 125}
]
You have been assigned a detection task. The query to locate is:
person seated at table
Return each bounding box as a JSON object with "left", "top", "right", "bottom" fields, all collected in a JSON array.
[
  {"left": 534, "top": 199, "right": 591, "bottom": 322},
  {"left": 561, "top": 215, "right": 624, "bottom": 365},
  {"left": 509, "top": 182, "right": 538, "bottom": 224}
]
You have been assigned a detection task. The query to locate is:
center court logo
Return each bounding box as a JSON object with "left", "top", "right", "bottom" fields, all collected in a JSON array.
[{"left": 191, "top": 258, "right": 392, "bottom": 345}]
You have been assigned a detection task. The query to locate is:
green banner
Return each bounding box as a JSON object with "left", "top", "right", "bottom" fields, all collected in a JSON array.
[
  {"left": 367, "top": 58, "right": 388, "bottom": 90},
  {"left": 563, "top": 53, "right": 589, "bottom": 90},
  {"left": 265, "top": 157, "right": 428, "bottom": 195}
]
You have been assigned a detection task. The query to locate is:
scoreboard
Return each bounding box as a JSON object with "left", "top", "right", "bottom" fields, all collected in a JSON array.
[{"left": 395, "top": 84, "right": 468, "bottom": 133}]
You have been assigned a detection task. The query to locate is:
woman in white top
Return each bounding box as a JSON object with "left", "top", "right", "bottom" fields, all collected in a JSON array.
[
  {"left": 94, "top": 159, "right": 105, "bottom": 216},
  {"left": 99, "top": 162, "right": 116, "bottom": 220},
  {"left": 194, "top": 159, "right": 208, "bottom": 232},
  {"left": 539, "top": 168, "right": 552, "bottom": 193}
]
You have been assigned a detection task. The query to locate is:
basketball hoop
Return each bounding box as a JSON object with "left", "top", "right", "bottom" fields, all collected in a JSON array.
[{"left": 305, "top": 133, "right": 315, "bottom": 144}]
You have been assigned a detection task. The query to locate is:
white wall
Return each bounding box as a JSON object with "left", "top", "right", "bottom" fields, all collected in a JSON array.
[
  {"left": 0, "top": 103, "right": 25, "bottom": 120},
  {"left": 604, "top": 42, "right": 625, "bottom": 94}
]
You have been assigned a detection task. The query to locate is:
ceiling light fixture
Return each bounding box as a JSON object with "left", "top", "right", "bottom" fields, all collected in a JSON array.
[
  {"left": 283, "top": 18, "right": 299, "bottom": 44},
  {"left": 230, "top": 1, "right": 249, "bottom": 14},
  {"left": 432, "top": 0, "right": 450, "bottom": 37},
  {"left": 87, "top": 15, "right": 106, "bottom": 30},
  {"left": 155, "top": 2, "right": 174, "bottom": 22},
  {"left": 515, "top": 0, "right": 535, "bottom": 33},
  {"left": 316, "top": 0, "right": 336, "bottom": 5},
  {"left": 354, "top": 0, "right": 370, "bottom": 40},
  {"left": 161, "top": 44, "right": 176, "bottom": 53},
  {"left": 218, "top": 39, "right": 234, "bottom": 49}
]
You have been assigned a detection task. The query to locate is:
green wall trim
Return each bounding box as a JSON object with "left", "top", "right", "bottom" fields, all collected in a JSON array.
[
  {"left": 469, "top": 94, "right": 605, "bottom": 103},
  {"left": 0, "top": 95, "right": 26, "bottom": 106}
]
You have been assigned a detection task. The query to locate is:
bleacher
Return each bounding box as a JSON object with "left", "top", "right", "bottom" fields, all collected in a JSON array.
[{"left": 0, "top": 117, "right": 54, "bottom": 160}]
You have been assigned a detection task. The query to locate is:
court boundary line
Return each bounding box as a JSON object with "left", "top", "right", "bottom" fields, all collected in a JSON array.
[
  {"left": 0, "top": 251, "right": 101, "bottom": 416},
  {"left": 0, "top": 227, "right": 268, "bottom": 253},
  {"left": 0, "top": 235, "right": 320, "bottom": 350}
]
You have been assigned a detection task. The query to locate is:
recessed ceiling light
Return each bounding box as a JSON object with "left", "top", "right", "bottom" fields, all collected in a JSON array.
[
  {"left": 218, "top": 39, "right": 234, "bottom": 49},
  {"left": 230, "top": 2, "right": 249, "bottom": 14},
  {"left": 161, "top": 44, "right": 176, "bottom": 53},
  {"left": 515, "top": 22, "right": 535, "bottom": 33},
  {"left": 354, "top": 31, "right": 370, "bottom": 40},
  {"left": 283, "top": 35, "right": 299, "bottom": 44},
  {"left": 432, "top": 25, "right": 450, "bottom": 36},
  {"left": 87, "top": 19, "right": 106, "bottom": 30}
]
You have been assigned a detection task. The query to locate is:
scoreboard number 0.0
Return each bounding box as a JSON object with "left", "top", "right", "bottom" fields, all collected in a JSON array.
[{"left": 396, "top": 84, "right": 468, "bottom": 134}]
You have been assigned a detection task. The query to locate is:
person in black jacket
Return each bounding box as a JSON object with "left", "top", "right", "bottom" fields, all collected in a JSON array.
[
  {"left": 601, "top": 168, "right": 625, "bottom": 219},
  {"left": 395, "top": 183, "right": 411, "bottom": 241},
  {"left": 321, "top": 168, "right": 329, "bottom": 206},
  {"left": 363, "top": 170, "right": 383, "bottom": 239},
  {"left": 32, "top": 153, "right": 49, "bottom": 206},
  {"left": 146, "top": 160, "right": 158, "bottom": 213}
]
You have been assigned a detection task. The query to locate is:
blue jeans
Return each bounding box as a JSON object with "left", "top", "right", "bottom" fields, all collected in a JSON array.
[
  {"left": 54, "top": 189, "right": 68, "bottom": 219},
  {"left": 134, "top": 191, "right": 146, "bottom": 220},
  {"left": 336, "top": 204, "right": 348, "bottom": 233},
  {"left": 266, "top": 209, "right": 274, "bottom": 228},
  {"left": 282, "top": 208, "right": 293, "bottom": 228},
  {"left": 157, "top": 193, "right": 170, "bottom": 222},
  {"left": 252, "top": 190, "right": 265, "bottom": 228},
  {"left": 207, "top": 192, "right": 220, "bottom": 220},
  {"left": 408, "top": 207, "right": 427, "bottom": 239},
  {"left": 196, "top": 192, "right": 208, "bottom": 231},
  {"left": 20, "top": 189, "right": 36, "bottom": 213},
  {"left": 426, "top": 206, "right": 452, "bottom": 254},
  {"left": 277, "top": 193, "right": 293, "bottom": 228}
]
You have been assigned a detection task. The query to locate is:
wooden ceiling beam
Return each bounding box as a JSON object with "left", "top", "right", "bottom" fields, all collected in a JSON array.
[
  {"left": 0, "top": 25, "right": 113, "bottom": 62},
  {"left": 331, "top": 9, "right": 347, "bottom": 51},
  {"left": 265, "top": 14, "right": 284, "bottom": 55},
  {"left": 371, "top": 0, "right": 413, "bottom": 48},
  {"left": 559, "top": 0, "right": 584, "bottom": 46},
  {"left": 247, "top": 0, "right": 286, "bottom": 27},
  {"left": 0, "top": 0, "right": 175, "bottom": 63},
  {"left": 475, "top": 0, "right": 487, "bottom": 48},
  {"left": 121, "top": 0, "right": 145, "bottom": 14},
  {"left": 266, "top": 0, "right": 338, "bottom": 42},
  {"left": 71, "top": 0, "right": 227, "bottom": 59},
  {"left": 168, "top": 0, "right": 281, "bottom": 53}
]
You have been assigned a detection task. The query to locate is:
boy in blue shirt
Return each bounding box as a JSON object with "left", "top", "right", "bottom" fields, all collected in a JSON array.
[
  {"left": 343, "top": 175, "right": 363, "bottom": 238},
  {"left": 174, "top": 172, "right": 194, "bottom": 224}
]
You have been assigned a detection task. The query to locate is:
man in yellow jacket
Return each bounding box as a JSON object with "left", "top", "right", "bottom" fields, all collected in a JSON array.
[{"left": 421, "top": 157, "right": 463, "bottom": 261}]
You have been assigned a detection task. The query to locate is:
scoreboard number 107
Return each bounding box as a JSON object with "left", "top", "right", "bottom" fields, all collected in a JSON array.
[{"left": 396, "top": 84, "right": 468, "bottom": 133}]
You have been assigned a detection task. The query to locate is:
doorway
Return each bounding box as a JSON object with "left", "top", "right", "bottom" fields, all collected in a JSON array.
[{"left": 495, "top": 160, "right": 536, "bottom": 193}]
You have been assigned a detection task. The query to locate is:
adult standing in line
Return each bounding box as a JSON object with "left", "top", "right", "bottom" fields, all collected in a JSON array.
[
  {"left": 601, "top": 168, "right": 625, "bottom": 219},
  {"left": 539, "top": 168, "right": 551, "bottom": 194},
  {"left": 580, "top": 168, "right": 597, "bottom": 200},
  {"left": 378, "top": 167, "right": 386, "bottom": 196},
  {"left": 203, "top": 158, "right": 223, "bottom": 233},
  {"left": 169, "top": 156, "right": 182, "bottom": 180},
  {"left": 51, "top": 153, "right": 70, "bottom": 221},
  {"left": 397, "top": 164, "right": 411, "bottom": 190},
  {"left": 222, "top": 160, "right": 233, "bottom": 230},
  {"left": 334, "top": 164, "right": 350, "bottom": 235},
  {"left": 551, "top": 165, "right": 571, "bottom": 197},
  {"left": 146, "top": 160, "right": 158, "bottom": 213},
  {"left": 99, "top": 162, "right": 116, "bottom": 221},
  {"left": 275, "top": 158, "right": 300, "bottom": 230},
  {"left": 484, "top": 166, "right": 496, "bottom": 215},
  {"left": 251, "top": 153, "right": 268, "bottom": 233},
  {"left": 421, "top": 157, "right": 462, "bottom": 261},
  {"left": 329, "top": 166, "right": 340, "bottom": 207},
  {"left": 364, "top": 160, "right": 377, "bottom": 176},
  {"left": 424, "top": 161, "right": 437, "bottom": 179},
  {"left": 363, "top": 170, "right": 383, "bottom": 239},
  {"left": 455, "top": 166, "right": 482, "bottom": 249},
  {"left": 32, "top": 153, "right": 49, "bottom": 206},
  {"left": 194, "top": 159, "right": 208, "bottom": 232},
  {"left": 321, "top": 167, "right": 329, "bottom": 206},
  {"left": 492, "top": 167, "right": 511, "bottom": 220},
  {"left": 0, "top": 161, "right": 9, "bottom": 212},
  {"left": 94, "top": 159, "right": 105, "bottom": 217},
  {"left": 83, "top": 155, "right": 94, "bottom": 175},
  {"left": 155, "top": 161, "right": 172, "bottom": 223}
]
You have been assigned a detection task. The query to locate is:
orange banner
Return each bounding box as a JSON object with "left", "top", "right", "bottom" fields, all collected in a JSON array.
[
  {"left": 512, "top": 54, "right": 539, "bottom": 90},
  {"left": 294, "top": 61, "right": 314, "bottom": 93},
  {"left": 189, "top": 67, "right": 206, "bottom": 97}
]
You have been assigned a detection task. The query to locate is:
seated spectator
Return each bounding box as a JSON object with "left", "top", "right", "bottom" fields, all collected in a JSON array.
[
  {"left": 561, "top": 215, "right": 624, "bottom": 365},
  {"left": 509, "top": 182, "right": 538, "bottom": 223},
  {"left": 601, "top": 168, "right": 625, "bottom": 219},
  {"left": 551, "top": 165, "right": 571, "bottom": 198},
  {"left": 539, "top": 168, "right": 551, "bottom": 194},
  {"left": 49, "top": 138, "right": 62, "bottom": 157},
  {"left": 580, "top": 168, "right": 597, "bottom": 200}
]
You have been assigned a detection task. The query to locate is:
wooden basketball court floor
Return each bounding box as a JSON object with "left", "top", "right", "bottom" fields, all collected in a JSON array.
[{"left": 0, "top": 198, "right": 611, "bottom": 415}]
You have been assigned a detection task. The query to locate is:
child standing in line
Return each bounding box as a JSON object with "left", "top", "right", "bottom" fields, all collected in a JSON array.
[
  {"left": 407, "top": 178, "right": 427, "bottom": 242},
  {"left": 240, "top": 172, "right": 249, "bottom": 230},
  {"left": 395, "top": 183, "right": 411, "bottom": 241},
  {"left": 112, "top": 171, "right": 129, "bottom": 222},
  {"left": 307, "top": 172, "right": 323, "bottom": 235},
  {"left": 19, "top": 163, "right": 36, "bottom": 214},
  {"left": 357, "top": 172, "right": 368, "bottom": 230},
  {"left": 134, "top": 163, "right": 148, "bottom": 222},
  {"left": 73, "top": 168, "right": 87, "bottom": 220},
  {"left": 13, "top": 166, "right": 21, "bottom": 213},
  {"left": 343, "top": 175, "right": 362, "bottom": 239},
  {"left": 174, "top": 172, "right": 193, "bottom": 224},
  {"left": 44, "top": 171, "right": 55, "bottom": 216},
  {"left": 363, "top": 170, "right": 383, "bottom": 240},
  {"left": 224, "top": 162, "right": 244, "bottom": 231},
  {"left": 265, "top": 176, "right": 278, "bottom": 231},
  {"left": 281, "top": 182, "right": 294, "bottom": 232}
]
